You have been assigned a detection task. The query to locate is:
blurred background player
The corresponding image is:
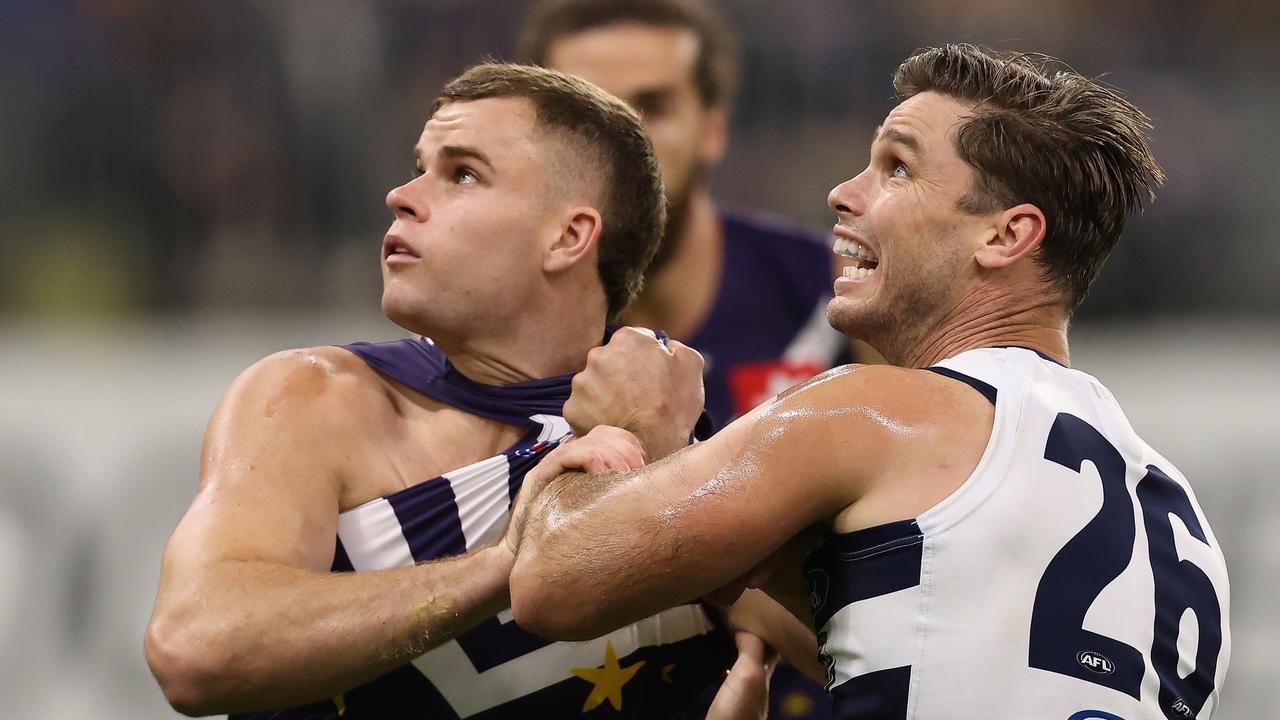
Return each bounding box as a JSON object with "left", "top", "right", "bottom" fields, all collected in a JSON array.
[
  {"left": 144, "top": 62, "right": 802, "bottom": 719},
  {"left": 520, "top": 0, "right": 879, "bottom": 434}
]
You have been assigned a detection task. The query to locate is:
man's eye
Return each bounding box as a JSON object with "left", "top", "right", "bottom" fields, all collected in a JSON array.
[
  {"left": 631, "top": 97, "right": 670, "bottom": 121},
  {"left": 892, "top": 161, "right": 909, "bottom": 179},
  {"left": 456, "top": 167, "right": 478, "bottom": 184}
]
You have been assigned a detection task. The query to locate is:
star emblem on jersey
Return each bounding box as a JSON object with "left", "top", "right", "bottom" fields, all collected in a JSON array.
[{"left": 570, "top": 639, "right": 645, "bottom": 712}]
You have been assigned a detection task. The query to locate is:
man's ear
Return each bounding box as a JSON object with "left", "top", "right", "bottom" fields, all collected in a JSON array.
[
  {"left": 544, "top": 206, "right": 603, "bottom": 273},
  {"left": 975, "top": 203, "right": 1046, "bottom": 269},
  {"left": 699, "top": 105, "right": 728, "bottom": 166}
]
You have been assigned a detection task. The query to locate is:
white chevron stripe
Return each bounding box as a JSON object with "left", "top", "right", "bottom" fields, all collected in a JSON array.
[{"left": 412, "top": 603, "right": 715, "bottom": 717}]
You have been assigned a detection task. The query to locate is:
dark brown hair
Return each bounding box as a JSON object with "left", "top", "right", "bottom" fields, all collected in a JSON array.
[
  {"left": 435, "top": 62, "right": 665, "bottom": 320},
  {"left": 517, "top": 0, "right": 740, "bottom": 108},
  {"left": 894, "top": 44, "right": 1165, "bottom": 309}
]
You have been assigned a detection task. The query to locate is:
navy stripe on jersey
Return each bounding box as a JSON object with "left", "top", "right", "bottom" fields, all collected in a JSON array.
[
  {"left": 828, "top": 666, "right": 911, "bottom": 720},
  {"left": 340, "top": 664, "right": 457, "bottom": 719},
  {"left": 925, "top": 366, "right": 997, "bottom": 405},
  {"left": 805, "top": 519, "right": 924, "bottom": 632},
  {"left": 388, "top": 476, "right": 467, "bottom": 561},
  {"left": 332, "top": 538, "right": 354, "bottom": 573},
  {"left": 994, "top": 344, "right": 1066, "bottom": 367}
]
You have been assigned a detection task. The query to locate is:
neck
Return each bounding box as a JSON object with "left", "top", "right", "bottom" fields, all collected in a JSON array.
[
  {"left": 427, "top": 295, "right": 605, "bottom": 387},
  {"left": 892, "top": 282, "right": 1070, "bottom": 369},
  {"left": 620, "top": 190, "right": 722, "bottom": 339}
]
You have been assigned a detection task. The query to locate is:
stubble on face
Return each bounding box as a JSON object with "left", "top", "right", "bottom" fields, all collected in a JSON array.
[
  {"left": 827, "top": 228, "right": 968, "bottom": 366},
  {"left": 648, "top": 155, "right": 706, "bottom": 273},
  {"left": 545, "top": 24, "right": 711, "bottom": 275},
  {"left": 825, "top": 92, "right": 983, "bottom": 366}
]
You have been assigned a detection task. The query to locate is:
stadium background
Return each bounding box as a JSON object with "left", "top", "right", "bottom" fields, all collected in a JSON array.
[{"left": 1, "top": 0, "right": 1276, "bottom": 717}]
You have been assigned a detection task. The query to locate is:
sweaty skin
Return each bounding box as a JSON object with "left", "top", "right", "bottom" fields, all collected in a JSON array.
[
  {"left": 147, "top": 92, "right": 810, "bottom": 718},
  {"left": 511, "top": 361, "right": 993, "bottom": 639},
  {"left": 510, "top": 91, "right": 1061, "bottom": 639},
  {"left": 146, "top": 347, "right": 527, "bottom": 713}
]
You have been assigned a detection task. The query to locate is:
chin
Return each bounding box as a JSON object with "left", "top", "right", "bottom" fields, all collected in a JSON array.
[
  {"left": 826, "top": 295, "right": 871, "bottom": 336},
  {"left": 381, "top": 293, "right": 430, "bottom": 337}
]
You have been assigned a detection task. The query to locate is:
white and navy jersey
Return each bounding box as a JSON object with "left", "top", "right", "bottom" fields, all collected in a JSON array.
[
  {"left": 231, "top": 338, "right": 732, "bottom": 720},
  {"left": 804, "top": 347, "right": 1230, "bottom": 720}
]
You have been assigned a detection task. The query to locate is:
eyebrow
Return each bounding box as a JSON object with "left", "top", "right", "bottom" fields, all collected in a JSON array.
[
  {"left": 871, "top": 125, "right": 923, "bottom": 156},
  {"left": 629, "top": 86, "right": 677, "bottom": 106},
  {"left": 415, "top": 144, "right": 496, "bottom": 171}
]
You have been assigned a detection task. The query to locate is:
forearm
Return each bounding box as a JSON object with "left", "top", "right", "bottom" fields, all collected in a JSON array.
[
  {"left": 146, "top": 544, "right": 511, "bottom": 714},
  {"left": 512, "top": 457, "right": 756, "bottom": 639},
  {"left": 721, "top": 589, "right": 823, "bottom": 685}
]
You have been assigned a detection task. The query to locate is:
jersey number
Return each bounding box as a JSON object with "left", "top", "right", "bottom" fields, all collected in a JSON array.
[{"left": 1029, "top": 413, "right": 1222, "bottom": 716}]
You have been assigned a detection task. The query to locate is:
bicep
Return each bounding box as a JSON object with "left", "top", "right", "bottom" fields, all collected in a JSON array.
[{"left": 565, "top": 400, "right": 858, "bottom": 616}]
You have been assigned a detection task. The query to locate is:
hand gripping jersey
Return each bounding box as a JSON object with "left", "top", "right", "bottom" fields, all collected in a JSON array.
[
  {"left": 693, "top": 212, "right": 851, "bottom": 429},
  {"left": 231, "top": 337, "right": 732, "bottom": 720},
  {"left": 803, "top": 348, "right": 1230, "bottom": 720}
]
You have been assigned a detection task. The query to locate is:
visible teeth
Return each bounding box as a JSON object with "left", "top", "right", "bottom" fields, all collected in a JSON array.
[
  {"left": 843, "top": 265, "right": 875, "bottom": 279},
  {"left": 831, "top": 236, "right": 878, "bottom": 262}
]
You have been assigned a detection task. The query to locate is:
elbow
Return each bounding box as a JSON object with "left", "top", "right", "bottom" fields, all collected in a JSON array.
[
  {"left": 144, "top": 612, "right": 240, "bottom": 716},
  {"left": 510, "top": 553, "right": 608, "bottom": 641}
]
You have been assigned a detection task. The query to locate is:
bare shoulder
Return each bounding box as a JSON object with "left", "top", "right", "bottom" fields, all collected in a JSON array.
[
  {"left": 219, "top": 346, "right": 392, "bottom": 428},
  {"left": 746, "top": 363, "right": 994, "bottom": 516},
  {"left": 774, "top": 362, "right": 992, "bottom": 425},
  {"left": 202, "top": 346, "right": 399, "bottom": 484}
]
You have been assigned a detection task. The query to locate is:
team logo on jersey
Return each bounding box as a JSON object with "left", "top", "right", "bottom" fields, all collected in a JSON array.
[
  {"left": 806, "top": 568, "right": 829, "bottom": 612},
  {"left": 1076, "top": 650, "right": 1114, "bottom": 674},
  {"left": 514, "top": 440, "right": 559, "bottom": 458}
]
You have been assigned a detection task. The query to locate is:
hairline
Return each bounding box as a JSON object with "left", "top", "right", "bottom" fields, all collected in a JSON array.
[{"left": 431, "top": 95, "right": 607, "bottom": 213}]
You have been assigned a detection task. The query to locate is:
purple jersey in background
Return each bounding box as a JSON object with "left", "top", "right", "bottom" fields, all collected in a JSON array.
[{"left": 692, "top": 211, "right": 850, "bottom": 430}]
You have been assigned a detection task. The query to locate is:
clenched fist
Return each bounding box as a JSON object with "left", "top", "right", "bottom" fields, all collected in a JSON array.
[{"left": 564, "top": 327, "right": 705, "bottom": 460}]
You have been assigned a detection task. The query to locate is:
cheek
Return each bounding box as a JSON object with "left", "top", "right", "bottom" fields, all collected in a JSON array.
[{"left": 647, "top": 119, "right": 701, "bottom": 183}]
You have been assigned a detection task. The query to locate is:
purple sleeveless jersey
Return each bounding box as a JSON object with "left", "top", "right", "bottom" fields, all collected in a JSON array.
[{"left": 230, "top": 337, "right": 734, "bottom": 720}]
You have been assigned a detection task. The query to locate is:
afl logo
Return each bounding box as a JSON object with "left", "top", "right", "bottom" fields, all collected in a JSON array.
[
  {"left": 806, "top": 569, "right": 829, "bottom": 612},
  {"left": 1076, "top": 650, "right": 1114, "bottom": 674}
]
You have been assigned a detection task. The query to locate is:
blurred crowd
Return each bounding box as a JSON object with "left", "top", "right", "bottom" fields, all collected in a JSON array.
[{"left": 2, "top": 0, "right": 1278, "bottom": 322}]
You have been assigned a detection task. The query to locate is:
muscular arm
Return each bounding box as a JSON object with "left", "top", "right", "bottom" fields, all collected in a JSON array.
[
  {"left": 510, "top": 367, "right": 884, "bottom": 641},
  {"left": 145, "top": 351, "right": 513, "bottom": 715}
]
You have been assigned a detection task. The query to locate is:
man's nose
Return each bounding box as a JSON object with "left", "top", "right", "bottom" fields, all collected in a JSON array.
[
  {"left": 386, "top": 176, "right": 428, "bottom": 220},
  {"left": 827, "top": 169, "right": 869, "bottom": 218}
]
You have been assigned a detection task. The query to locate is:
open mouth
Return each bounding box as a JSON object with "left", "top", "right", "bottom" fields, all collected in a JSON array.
[
  {"left": 382, "top": 234, "right": 420, "bottom": 261},
  {"left": 832, "top": 236, "right": 879, "bottom": 279}
]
